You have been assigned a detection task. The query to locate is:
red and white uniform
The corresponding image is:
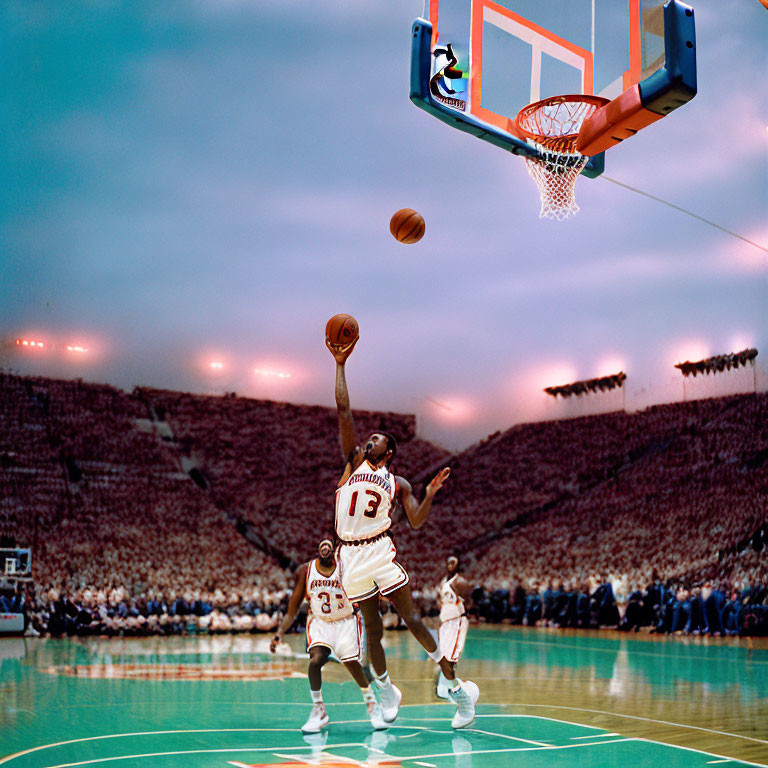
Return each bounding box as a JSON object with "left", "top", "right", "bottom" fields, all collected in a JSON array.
[
  {"left": 438, "top": 574, "right": 468, "bottom": 663},
  {"left": 335, "top": 460, "right": 408, "bottom": 602},
  {"left": 335, "top": 460, "right": 397, "bottom": 542},
  {"left": 305, "top": 559, "right": 361, "bottom": 662}
]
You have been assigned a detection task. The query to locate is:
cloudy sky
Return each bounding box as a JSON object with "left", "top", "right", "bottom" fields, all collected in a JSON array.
[{"left": 1, "top": 0, "right": 766, "bottom": 449}]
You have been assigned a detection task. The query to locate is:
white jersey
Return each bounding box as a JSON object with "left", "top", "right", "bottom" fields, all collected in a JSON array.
[
  {"left": 439, "top": 574, "right": 465, "bottom": 622},
  {"left": 306, "top": 559, "right": 353, "bottom": 623},
  {"left": 335, "top": 460, "right": 397, "bottom": 542}
]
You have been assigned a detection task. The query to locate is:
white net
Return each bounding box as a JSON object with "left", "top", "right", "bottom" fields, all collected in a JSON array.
[
  {"left": 515, "top": 96, "right": 609, "bottom": 221},
  {"left": 523, "top": 143, "right": 589, "bottom": 221}
]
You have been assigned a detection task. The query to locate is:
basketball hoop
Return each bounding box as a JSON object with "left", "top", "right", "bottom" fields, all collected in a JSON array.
[{"left": 515, "top": 95, "right": 609, "bottom": 221}]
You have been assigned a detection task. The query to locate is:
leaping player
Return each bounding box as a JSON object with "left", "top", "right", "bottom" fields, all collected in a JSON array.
[
  {"left": 270, "top": 538, "right": 387, "bottom": 733},
  {"left": 327, "top": 338, "right": 479, "bottom": 729},
  {"left": 435, "top": 555, "right": 473, "bottom": 700}
]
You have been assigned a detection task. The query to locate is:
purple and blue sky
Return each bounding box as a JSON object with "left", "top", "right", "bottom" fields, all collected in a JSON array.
[{"left": 1, "top": 0, "right": 766, "bottom": 449}]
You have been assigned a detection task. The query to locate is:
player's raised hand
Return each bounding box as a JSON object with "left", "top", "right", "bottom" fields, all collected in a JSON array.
[
  {"left": 427, "top": 467, "right": 451, "bottom": 494},
  {"left": 325, "top": 336, "right": 358, "bottom": 364}
]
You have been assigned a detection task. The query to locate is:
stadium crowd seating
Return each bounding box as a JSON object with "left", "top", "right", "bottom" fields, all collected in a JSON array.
[{"left": 1, "top": 371, "right": 764, "bottom": 637}]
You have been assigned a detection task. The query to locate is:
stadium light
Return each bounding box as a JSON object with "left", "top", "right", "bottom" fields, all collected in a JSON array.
[
  {"left": 254, "top": 368, "right": 291, "bottom": 379},
  {"left": 209, "top": 361, "right": 224, "bottom": 370},
  {"left": 65, "top": 345, "right": 89, "bottom": 354},
  {"left": 15, "top": 338, "right": 45, "bottom": 349},
  {"left": 674, "top": 348, "right": 758, "bottom": 377},
  {"left": 544, "top": 372, "right": 627, "bottom": 399}
]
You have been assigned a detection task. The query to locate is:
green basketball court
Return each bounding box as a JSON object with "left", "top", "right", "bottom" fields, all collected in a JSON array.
[{"left": 2, "top": 627, "right": 767, "bottom": 767}]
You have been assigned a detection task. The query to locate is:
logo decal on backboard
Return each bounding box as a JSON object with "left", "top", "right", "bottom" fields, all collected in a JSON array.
[{"left": 431, "top": 43, "right": 467, "bottom": 111}]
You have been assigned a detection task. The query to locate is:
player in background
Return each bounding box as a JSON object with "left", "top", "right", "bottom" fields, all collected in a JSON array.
[
  {"left": 327, "top": 338, "right": 479, "bottom": 729},
  {"left": 269, "top": 539, "right": 387, "bottom": 733},
  {"left": 435, "top": 555, "right": 473, "bottom": 700}
]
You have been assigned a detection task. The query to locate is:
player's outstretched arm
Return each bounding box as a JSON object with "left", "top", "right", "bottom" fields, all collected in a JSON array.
[
  {"left": 270, "top": 563, "right": 308, "bottom": 653},
  {"left": 326, "top": 338, "right": 360, "bottom": 462},
  {"left": 398, "top": 468, "right": 451, "bottom": 530}
]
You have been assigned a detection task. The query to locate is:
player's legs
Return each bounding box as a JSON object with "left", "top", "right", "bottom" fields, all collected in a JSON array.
[
  {"left": 386, "top": 581, "right": 455, "bottom": 678},
  {"left": 436, "top": 662, "right": 456, "bottom": 700},
  {"left": 335, "top": 614, "right": 388, "bottom": 731},
  {"left": 358, "top": 595, "right": 386, "bottom": 675},
  {"left": 342, "top": 658, "right": 389, "bottom": 730},
  {"left": 307, "top": 645, "right": 331, "bottom": 690},
  {"left": 436, "top": 616, "right": 468, "bottom": 699},
  {"left": 302, "top": 645, "right": 331, "bottom": 733},
  {"left": 357, "top": 596, "right": 401, "bottom": 723},
  {"left": 342, "top": 658, "right": 371, "bottom": 687},
  {"left": 386, "top": 593, "right": 478, "bottom": 729}
]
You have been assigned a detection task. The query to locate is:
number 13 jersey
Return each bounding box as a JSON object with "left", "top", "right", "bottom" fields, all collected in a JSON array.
[{"left": 335, "top": 460, "right": 397, "bottom": 542}]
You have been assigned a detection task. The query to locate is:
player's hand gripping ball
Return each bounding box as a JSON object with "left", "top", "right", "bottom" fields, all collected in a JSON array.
[
  {"left": 390, "top": 208, "right": 425, "bottom": 244},
  {"left": 325, "top": 313, "right": 359, "bottom": 347}
]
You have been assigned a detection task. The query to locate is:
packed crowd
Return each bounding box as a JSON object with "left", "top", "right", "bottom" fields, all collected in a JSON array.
[
  {"left": 395, "top": 394, "right": 766, "bottom": 588},
  {"left": 139, "top": 386, "right": 451, "bottom": 565},
  {"left": 1, "top": 371, "right": 765, "bottom": 638},
  {"left": 10, "top": 583, "right": 288, "bottom": 638},
  {"left": 459, "top": 563, "right": 768, "bottom": 636}
]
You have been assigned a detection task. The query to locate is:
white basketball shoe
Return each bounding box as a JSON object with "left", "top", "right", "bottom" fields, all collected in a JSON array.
[
  {"left": 448, "top": 679, "right": 479, "bottom": 729},
  {"left": 373, "top": 679, "right": 402, "bottom": 723},
  {"left": 364, "top": 691, "right": 389, "bottom": 730},
  {"left": 301, "top": 702, "right": 329, "bottom": 733}
]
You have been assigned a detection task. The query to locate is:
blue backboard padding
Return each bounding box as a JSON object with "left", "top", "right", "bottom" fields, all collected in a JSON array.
[
  {"left": 581, "top": 151, "right": 604, "bottom": 179},
  {"left": 639, "top": 1, "right": 697, "bottom": 114}
]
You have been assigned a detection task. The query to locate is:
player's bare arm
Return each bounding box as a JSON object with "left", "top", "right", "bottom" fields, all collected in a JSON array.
[
  {"left": 326, "top": 338, "right": 364, "bottom": 468},
  {"left": 398, "top": 468, "right": 451, "bottom": 529},
  {"left": 337, "top": 448, "right": 360, "bottom": 488},
  {"left": 270, "top": 563, "right": 308, "bottom": 652}
]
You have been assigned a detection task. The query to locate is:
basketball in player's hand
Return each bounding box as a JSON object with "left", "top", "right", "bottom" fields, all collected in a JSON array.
[
  {"left": 325, "top": 314, "right": 359, "bottom": 347},
  {"left": 390, "top": 208, "right": 425, "bottom": 244}
]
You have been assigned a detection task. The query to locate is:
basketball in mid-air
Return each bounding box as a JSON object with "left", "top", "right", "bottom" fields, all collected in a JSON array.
[
  {"left": 325, "top": 314, "right": 359, "bottom": 346},
  {"left": 390, "top": 208, "right": 425, "bottom": 244}
]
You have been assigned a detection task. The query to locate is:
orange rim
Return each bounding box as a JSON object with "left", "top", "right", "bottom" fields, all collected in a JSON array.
[{"left": 515, "top": 94, "right": 610, "bottom": 152}]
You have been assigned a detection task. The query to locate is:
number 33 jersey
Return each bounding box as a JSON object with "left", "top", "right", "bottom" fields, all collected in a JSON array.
[
  {"left": 306, "top": 558, "right": 354, "bottom": 622},
  {"left": 335, "top": 460, "right": 397, "bottom": 542}
]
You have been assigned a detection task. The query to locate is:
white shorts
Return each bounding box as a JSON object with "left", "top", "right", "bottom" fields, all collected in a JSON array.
[
  {"left": 439, "top": 616, "right": 468, "bottom": 663},
  {"left": 337, "top": 535, "right": 409, "bottom": 602},
  {"left": 306, "top": 613, "right": 362, "bottom": 663}
]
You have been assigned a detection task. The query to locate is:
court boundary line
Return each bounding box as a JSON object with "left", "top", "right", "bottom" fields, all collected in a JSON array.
[
  {"left": 0, "top": 710, "right": 551, "bottom": 764},
  {"left": 3, "top": 709, "right": 765, "bottom": 766},
  {"left": 632, "top": 737, "right": 768, "bottom": 768},
  {"left": 330, "top": 720, "right": 548, "bottom": 746},
  {"left": 272, "top": 750, "right": 367, "bottom": 767},
  {"left": 400, "top": 713, "right": 768, "bottom": 766},
  {"left": 382, "top": 739, "right": 636, "bottom": 761},
  {"left": 0, "top": 730, "right": 312, "bottom": 765},
  {"left": 40, "top": 744, "right": 369, "bottom": 768},
  {"left": 500, "top": 703, "right": 768, "bottom": 745},
  {"left": 39, "top": 739, "right": 639, "bottom": 768}
]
